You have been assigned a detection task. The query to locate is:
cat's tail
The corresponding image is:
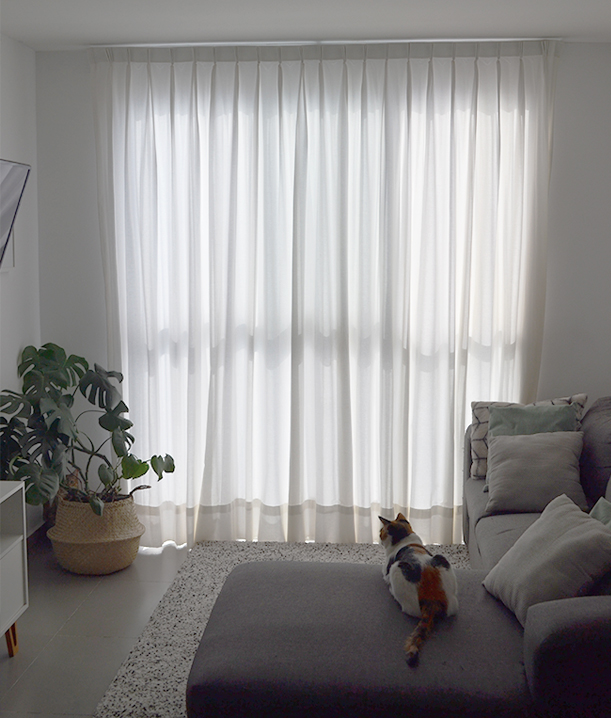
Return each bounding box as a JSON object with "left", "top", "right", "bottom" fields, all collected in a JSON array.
[{"left": 404, "top": 599, "right": 446, "bottom": 667}]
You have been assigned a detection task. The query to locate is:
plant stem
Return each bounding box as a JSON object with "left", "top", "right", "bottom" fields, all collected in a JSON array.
[
  {"left": 73, "top": 408, "right": 102, "bottom": 423},
  {"left": 72, "top": 440, "right": 113, "bottom": 467}
]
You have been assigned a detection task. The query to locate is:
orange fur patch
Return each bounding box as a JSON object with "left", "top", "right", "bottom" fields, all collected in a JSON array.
[{"left": 418, "top": 565, "right": 448, "bottom": 608}]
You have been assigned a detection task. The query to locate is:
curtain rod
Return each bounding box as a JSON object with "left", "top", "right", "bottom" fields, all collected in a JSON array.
[{"left": 90, "top": 37, "right": 560, "bottom": 49}]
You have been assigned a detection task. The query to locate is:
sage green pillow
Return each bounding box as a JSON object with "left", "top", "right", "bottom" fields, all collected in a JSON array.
[
  {"left": 590, "top": 496, "right": 611, "bottom": 529},
  {"left": 488, "top": 403, "right": 578, "bottom": 437}
]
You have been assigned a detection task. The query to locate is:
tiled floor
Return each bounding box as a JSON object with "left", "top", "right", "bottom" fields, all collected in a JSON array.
[{"left": 0, "top": 531, "right": 188, "bottom": 718}]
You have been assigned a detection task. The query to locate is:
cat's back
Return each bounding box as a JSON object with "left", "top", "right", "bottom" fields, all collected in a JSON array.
[
  {"left": 388, "top": 546, "right": 458, "bottom": 618},
  {"left": 435, "top": 555, "right": 458, "bottom": 616},
  {"left": 385, "top": 543, "right": 432, "bottom": 617}
]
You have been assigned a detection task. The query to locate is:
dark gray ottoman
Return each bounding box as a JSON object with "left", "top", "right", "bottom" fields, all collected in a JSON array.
[{"left": 186, "top": 562, "right": 534, "bottom": 717}]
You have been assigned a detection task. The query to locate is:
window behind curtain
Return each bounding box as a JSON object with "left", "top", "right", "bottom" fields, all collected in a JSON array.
[{"left": 92, "top": 42, "right": 556, "bottom": 546}]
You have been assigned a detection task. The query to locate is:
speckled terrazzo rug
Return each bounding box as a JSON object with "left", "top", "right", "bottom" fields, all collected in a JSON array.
[{"left": 94, "top": 540, "right": 470, "bottom": 718}]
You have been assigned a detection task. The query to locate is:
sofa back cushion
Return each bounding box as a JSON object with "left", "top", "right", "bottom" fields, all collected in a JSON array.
[{"left": 580, "top": 397, "right": 611, "bottom": 505}]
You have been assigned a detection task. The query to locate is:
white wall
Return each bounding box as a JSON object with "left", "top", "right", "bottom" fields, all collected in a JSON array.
[
  {"left": 538, "top": 42, "right": 611, "bottom": 406},
  {"left": 36, "top": 51, "right": 106, "bottom": 365},
  {"left": 0, "top": 34, "right": 40, "bottom": 390},
  {"left": 0, "top": 33, "right": 42, "bottom": 532}
]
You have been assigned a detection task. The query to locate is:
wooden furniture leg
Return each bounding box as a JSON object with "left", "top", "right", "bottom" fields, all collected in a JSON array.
[{"left": 5, "top": 623, "right": 18, "bottom": 657}]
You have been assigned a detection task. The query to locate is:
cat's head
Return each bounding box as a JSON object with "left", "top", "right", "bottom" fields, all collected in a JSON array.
[{"left": 379, "top": 513, "right": 414, "bottom": 547}]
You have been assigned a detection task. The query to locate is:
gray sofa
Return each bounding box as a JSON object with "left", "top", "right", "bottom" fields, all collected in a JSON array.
[
  {"left": 186, "top": 397, "right": 611, "bottom": 718},
  {"left": 463, "top": 397, "right": 611, "bottom": 569},
  {"left": 463, "top": 396, "right": 611, "bottom": 717}
]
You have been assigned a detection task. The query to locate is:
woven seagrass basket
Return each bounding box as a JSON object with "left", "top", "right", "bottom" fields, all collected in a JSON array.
[{"left": 47, "top": 495, "right": 145, "bottom": 575}]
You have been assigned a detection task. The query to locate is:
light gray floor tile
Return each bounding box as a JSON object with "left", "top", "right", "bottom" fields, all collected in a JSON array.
[
  {"left": 108, "top": 543, "right": 188, "bottom": 583},
  {"left": 16, "top": 580, "right": 99, "bottom": 638},
  {"left": 20, "top": 539, "right": 101, "bottom": 637},
  {"left": 58, "top": 578, "right": 171, "bottom": 638},
  {"left": 0, "top": 634, "right": 136, "bottom": 715},
  {"left": 0, "top": 632, "right": 53, "bottom": 696}
]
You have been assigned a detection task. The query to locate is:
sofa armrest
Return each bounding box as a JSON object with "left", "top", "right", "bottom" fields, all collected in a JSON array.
[{"left": 524, "top": 595, "right": 611, "bottom": 717}]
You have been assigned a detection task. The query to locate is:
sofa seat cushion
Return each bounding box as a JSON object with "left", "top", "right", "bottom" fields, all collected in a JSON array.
[
  {"left": 474, "top": 513, "right": 541, "bottom": 571},
  {"left": 187, "top": 562, "right": 534, "bottom": 718}
]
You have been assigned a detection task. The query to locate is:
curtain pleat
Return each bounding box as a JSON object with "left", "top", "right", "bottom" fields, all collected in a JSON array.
[{"left": 91, "top": 42, "right": 556, "bottom": 546}]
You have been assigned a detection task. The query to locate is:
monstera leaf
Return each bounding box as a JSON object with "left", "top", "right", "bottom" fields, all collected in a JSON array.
[
  {"left": 98, "top": 401, "right": 132, "bottom": 432},
  {"left": 88, "top": 495, "right": 105, "bottom": 516},
  {"left": 0, "top": 391, "right": 33, "bottom": 419},
  {"left": 150, "top": 454, "right": 175, "bottom": 479},
  {"left": 98, "top": 401, "right": 134, "bottom": 457},
  {"left": 20, "top": 411, "right": 67, "bottom": 464},
  {"left": 13, "top": 463, "right": 61, "bottom": 505},
  {"left": 18, "top": 344, "right": 88, "bottom": 397},
  {"left": 40, "top": 395, "right": 78, "bottom": 439},
  {"left": 0, "top": 417, "right": 28, "bottom": 480},
  {"left": 79, "top": 364, "right": 123, "bottom": 409},
  {"left": 0, "top": 416, "right": 26, "bottom": 452},
  {"left": 111, "top": 428, "right": 134, "bottom": 457},
  {"left": 48, "top": 443, "right": 69, "bottom": 478},
  {"left": 121, "top": 454, "right": 150, "bottom": 479},
  {"left": 98, "top": 464, "right": 116, "bottom": 487}
]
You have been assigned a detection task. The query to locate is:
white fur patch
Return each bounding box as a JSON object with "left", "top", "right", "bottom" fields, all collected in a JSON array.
[{"left": 381, "top": 534, "right": 459, "bottom": 618}]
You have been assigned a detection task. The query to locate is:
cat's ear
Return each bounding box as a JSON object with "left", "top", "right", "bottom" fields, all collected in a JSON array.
[
  {"left": 396, "top": 512, "right": 408, "bottom": 522},
  {"left": 379, "top": 516, "right": 391, "bottom": 526}
]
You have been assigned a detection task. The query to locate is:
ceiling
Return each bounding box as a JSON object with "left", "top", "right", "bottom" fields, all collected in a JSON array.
[{"left": 2, "top": 0, "right": 611, "bottom": 52}]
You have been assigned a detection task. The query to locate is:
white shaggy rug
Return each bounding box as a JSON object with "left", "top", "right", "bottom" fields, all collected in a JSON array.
[{"left": 94, "top": 540, "right": 470, "bottom": 718}]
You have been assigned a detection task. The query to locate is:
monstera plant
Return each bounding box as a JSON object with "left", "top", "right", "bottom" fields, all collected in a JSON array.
[{"left": 0, "top": 343, "right": 174, "bottom": 516}]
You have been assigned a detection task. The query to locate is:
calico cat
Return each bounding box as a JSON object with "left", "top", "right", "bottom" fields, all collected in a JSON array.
[{"left": 379, "top": 513, "right": 458, "bottom": 666}]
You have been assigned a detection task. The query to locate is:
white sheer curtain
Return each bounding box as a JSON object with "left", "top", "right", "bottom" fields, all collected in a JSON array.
[{"left": 91, "top": 42, "right": 556, "bottom": 547}]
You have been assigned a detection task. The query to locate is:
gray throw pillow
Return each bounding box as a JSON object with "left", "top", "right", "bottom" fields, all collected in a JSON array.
[
  {"left": 485, "top": 431, "right": 587, "bottom": 514},
  {"left": 483, "top": 494, "right": 611, "bottom": 626}
]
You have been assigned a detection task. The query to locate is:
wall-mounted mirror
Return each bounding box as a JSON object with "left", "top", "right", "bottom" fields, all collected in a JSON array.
[{"left": 0, "top": 159, "right": 31, "bottom": 269}]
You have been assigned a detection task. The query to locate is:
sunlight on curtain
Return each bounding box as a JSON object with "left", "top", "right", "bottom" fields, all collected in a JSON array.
[{"left": 91, "top": 42, "right": 556, "bottom": 546}]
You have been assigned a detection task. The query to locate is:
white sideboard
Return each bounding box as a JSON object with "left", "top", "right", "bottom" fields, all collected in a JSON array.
[{"left": 0, "top": 481, "right": 29, "bottom": 656}]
